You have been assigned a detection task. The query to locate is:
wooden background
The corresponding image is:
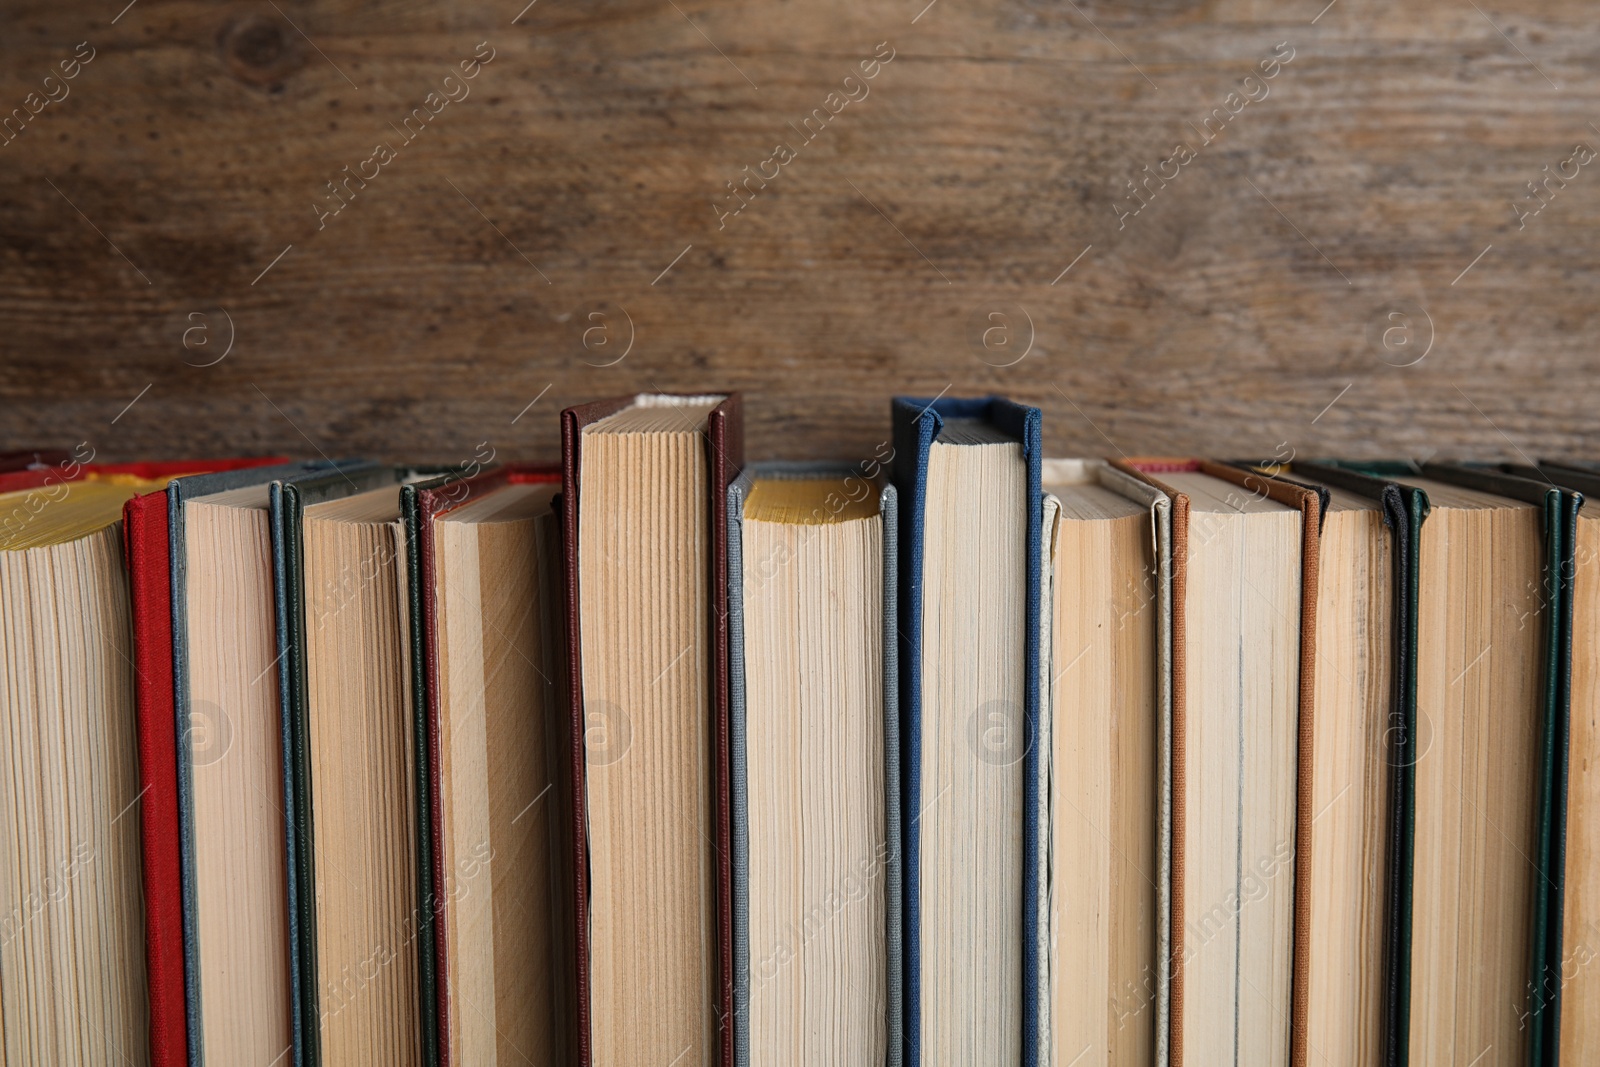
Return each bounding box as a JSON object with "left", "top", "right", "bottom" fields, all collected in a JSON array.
[{"left": 2, "top": 0, "right": 1596, "bottom": 466}]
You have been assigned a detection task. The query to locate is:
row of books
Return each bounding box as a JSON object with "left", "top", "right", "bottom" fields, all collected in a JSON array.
[{"left": 0, "top": 393, "right": 1595, "bottom": 1066}]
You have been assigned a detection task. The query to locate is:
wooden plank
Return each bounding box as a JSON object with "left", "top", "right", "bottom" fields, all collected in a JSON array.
[{"left": 1, "top": 0, "right": 1596, "bottom": 464}]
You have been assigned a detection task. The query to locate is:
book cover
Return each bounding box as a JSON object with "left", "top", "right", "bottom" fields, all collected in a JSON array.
[
  {"left": 891, "top": 395, "right": 1043, "bottom": 1066},
  {"left": 119, "top": 456, "right": 298, "bottom": 1067},
  {"left": 1042, "top": 457, "right": 1174, "bottom": 1067},
  {"left": 267, "top": 462, "right": 397, "bottom": 1067},
  {"left": 725, "top": 463, "right": 900, "bottom": 1067},
  {"left": 558, "top": 394, "right": 744, "bottom": 1067},
  {"left": 400, "top": 463, "right": 561, "bottom": 1067}
]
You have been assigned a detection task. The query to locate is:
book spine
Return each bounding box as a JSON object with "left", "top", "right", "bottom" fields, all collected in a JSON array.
[{"left": 123, "top": 493, "right": 189, "bottom": 1067}]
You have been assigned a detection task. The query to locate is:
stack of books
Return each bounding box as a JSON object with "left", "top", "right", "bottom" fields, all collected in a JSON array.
[{"left": 0, "top": 392, "right": 1594, "bottom": 1067}]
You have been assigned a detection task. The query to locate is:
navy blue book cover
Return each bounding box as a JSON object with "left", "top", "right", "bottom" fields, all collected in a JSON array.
[{"left": 891, "top": 395, "right": 1044, "bottom": 1067}]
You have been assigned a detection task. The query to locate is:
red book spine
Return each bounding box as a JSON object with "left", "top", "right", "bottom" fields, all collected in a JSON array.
[{"left": 123, "top": 493, "right": 188, "bottom": 1067}]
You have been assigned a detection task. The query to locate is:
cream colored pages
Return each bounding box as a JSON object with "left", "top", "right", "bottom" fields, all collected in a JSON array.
[
  {"left": 1075, "top": 460, "right": 1175, "bottom": 1067},
  {"left": 185, "top": 486, "right": 293, "bottom": 1066},
  {"left": 435, "top": 481, "right": 559, "bottom": 1066},
  {"left": 1564, "top": 509, "right": 1600, "bottom": 1056},
  {"left": 580, "top": 399, "right": 720, "bottom": 1065},
  {"left": 920, "top": 423, "right": 1026, "bottom": 1063},
  {"left": 0, "top": 523, "right": 148, "bottom": 1066},
  {"left": 741, "top": 477, "right": 886, "bottom": 1065},
  {"left": 303, "top": 487, "right": 421, "bottom": 1066},
  {"left": 1405, "top": 477, "right": 1541, "bottom": 1062},
  {"left": 1046, "top": 476, "right": 1159, "bottom": 1067},
  {"left": 1158, "top": 470, "right": 1299, "bottom": 1067},
  {"left": 1302, "top": 487, "right": 1389, "bottom": 1067}
]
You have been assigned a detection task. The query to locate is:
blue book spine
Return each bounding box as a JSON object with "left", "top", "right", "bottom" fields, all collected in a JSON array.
[{"left": 890, "top": 396, "right": 1043, "bottom": 1067}]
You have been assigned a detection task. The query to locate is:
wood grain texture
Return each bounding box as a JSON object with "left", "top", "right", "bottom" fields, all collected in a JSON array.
[{"left": 0, "top": 0, "right": 1597, "bottom": 464}]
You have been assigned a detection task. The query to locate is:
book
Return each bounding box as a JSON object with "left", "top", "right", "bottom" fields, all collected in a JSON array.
[
  {"left": 268, "top": 463, "right": 414, "bottom": 1067},
  {"left": 401, "top": 465, "right": 566, "bottom": 1066},
  {"left": 1114, "top": 459, "right": 1305, "bottom": 1067},
  {"left": 170, "top": 461, "right": 337, "bottom": 1067},
  {"left": 891, "top": 395, "right": 1044, "bottom": 1065},
  {"left": 726, "top": 464, "right": 898, "bottom": 1065},
  {"left": 1539, "top": 460, "right": 1600, "bottom": 1062},
  {"left": 124, "top": 457, "right": 304, "bottom": 1067},
  {"left": 1454, "top": 460, "right": 1582, "bottom": 1066},
  {"left": 559, "top": 393, "right": 744, "bottom": 1066},
  {"left": 1259, "top": 462, "right": 1400, "bottom": 1067},
  {"left": 13, "top": 408, "right": 1600, "bottom": 1067},
  {"left": 1290, "top": 464, "right": 1429, "bottom": 1065},
  {"left": 1040, "top": 458, "right": 1170, "bottom": 1067},
  {"left": 0, "top": 473, "right": 157, "bottom": 1063},
  {"left": 1335, "top": 461, "right": 1567, "bottom": 1064}
]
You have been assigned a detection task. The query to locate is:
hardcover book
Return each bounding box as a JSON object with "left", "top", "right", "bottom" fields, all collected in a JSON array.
[
  {"left": 0, "top": 470, "right": 190, "bottom": 1064},
  {"left": 891, "top": 395, "right": 1044, "bottom": 1066},
  {"left": 558, "top": 393, "right": 744, "bottom": 1067},
  {"left": 401, "top": 464, "right": 566, "bottom": 1067},
  {"left": 1040, "top": 458, "right": 1171, "bottom": 1067},
  {"left": 267, "top": 462, "right": 410, "bottom": 1067},
  {"left": 1458, "top": 461, "right": 1581, "bottom": 1066},
  {"left": 122, "top": 456, "right": 304, "bottom": 1067},
  {"left": 726, "top": 464, "right": 898, "bottom": 1065},
  {"left": 1110, "top": 458, "right": 1306, "bottom": 1067},
  {"left": 1256, "top": 461, "right": 1405, "bottom": 1067},
  {"left": 1536, "top": 460, "right": 1599, "bottom": 1064},
  {"left": 1328, "top": 460, "right": 1573, "bottom": 1066}
]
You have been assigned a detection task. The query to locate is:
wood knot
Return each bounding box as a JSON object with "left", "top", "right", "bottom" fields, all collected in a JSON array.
[{"left": 219, "top": 14, "right": 304, "bottom": 90}]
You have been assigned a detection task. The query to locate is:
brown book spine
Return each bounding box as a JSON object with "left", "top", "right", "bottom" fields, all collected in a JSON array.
[
  {"left": 706, "top": 396, "right": 744, "bottom": 1067},
  {"left": 559, "top": 394, "right": 742, "bottom": 1067},
  {"left": 559, "top": 395, "right": 634, "bottom": 1067},
  {"left": 416, "top": 465, "right": 560, "bottom": 1066},
  {"left": 1202, "top": 461, "right": 1322, "bottom": 1067}
]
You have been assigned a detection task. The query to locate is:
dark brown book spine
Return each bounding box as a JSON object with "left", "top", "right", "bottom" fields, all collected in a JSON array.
[
  {"left": 558, "top": 394, "right": 743, "bottom": 1067},
  {"left": 559, "top": 396, "right": 633, "bottom": 1067},
  {"left": 556, "top": 395, "right": 643, "bottom": 1067},
  {"left": 414, "top": 465, "right": 561, "bottom": 1066},
  {"left": 706, "top": 396, "right": 744, "bottom": 1067}
]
